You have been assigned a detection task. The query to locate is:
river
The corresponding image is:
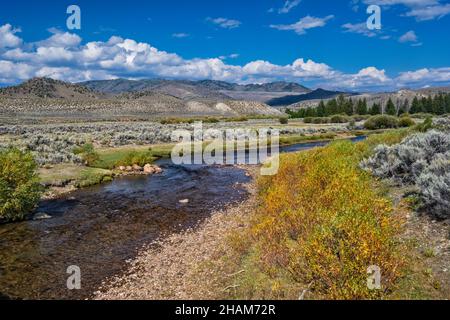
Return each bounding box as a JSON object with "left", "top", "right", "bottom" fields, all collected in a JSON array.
[{"left": 0, "top": 136, "right": 366, "bottom": 300}]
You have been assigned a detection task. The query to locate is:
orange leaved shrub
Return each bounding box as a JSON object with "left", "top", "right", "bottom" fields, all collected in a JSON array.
[{"left": 248, "top": 141, "right": 404, "bottom": 299}]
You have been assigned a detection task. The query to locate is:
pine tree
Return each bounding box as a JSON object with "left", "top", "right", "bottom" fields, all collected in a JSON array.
[
  {"left": 326, "top": 98, "right": 338, "bottom": 115},
  {"left": 344, "top": 99, "right": 354, "bottom": 116},
  {"left": 421, "top": 97, "right": 428, "bottom": 114},
  {"left": 317, "top": 100, "right": 326, "bottom": 117},
  {"left": 370, "top": 103, "right": 381, "bottom": 115},
  {"left": 298, "top": 108, "right": 306, "bottom": 118},
  {"left": 446, "top": 93, "right": 450, "bottom": 114},
  {"left": 410, "top": 97, "right": 421, "bottom": 114},
  {"left": 385, "top": 98, "right": 397, "bottom": 116},
  {"left": 398, "top": 99, "right": 409, "bottom": 115},
  {"left": 434, "top": 94, "right": 446, "bottom": 115},
  {"left": 425, "top": 96, "right": 434, "bottom": 113},
  {"left": 356, "top": 99, "right": 368, "bottom": 115},
  {"left": 305, "top": 107, "right": 317, "bottom": 117},
  {"left": 337, "top": 95, "right": 346, "bottom": 114}
]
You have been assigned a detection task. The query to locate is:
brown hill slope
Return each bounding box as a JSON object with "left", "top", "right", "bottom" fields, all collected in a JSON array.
[
  {"left": 0, "top": 78, "right": 102, "bottom": 100},
  {"left": 0, "top": 78, "right": 282, "bottom": 120}
]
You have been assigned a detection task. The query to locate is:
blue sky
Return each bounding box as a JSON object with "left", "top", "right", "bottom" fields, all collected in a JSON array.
[{"left": 0, "top": 0, "right": 449, "bottom": 91}]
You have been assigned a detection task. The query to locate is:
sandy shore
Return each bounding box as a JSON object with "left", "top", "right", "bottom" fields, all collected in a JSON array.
[{"left": 94, "top": 167, "right": 258, "bottom": 300}]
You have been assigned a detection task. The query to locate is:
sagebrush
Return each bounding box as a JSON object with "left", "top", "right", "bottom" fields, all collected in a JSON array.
[{"left": 361, "top": 130, "right": 450, "bottom": 218}]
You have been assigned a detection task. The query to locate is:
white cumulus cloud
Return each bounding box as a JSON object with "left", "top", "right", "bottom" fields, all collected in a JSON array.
[
  {"left": 278, "top": 0, "right": 302, "bottom": 14},
  {"left": 0, "top": 23, "right": 449, "bottom": 91},
  {"left": 206, "top": 17, "right": 241, "bottom": 29},
  {"left": 0, "top": 24, "right": 23, "bottom": 49},
  {"left": 399, "top": 30, "right": 419, "bottom": 42},
  {"left": 270, "top": 15, "right": 334, "bottom": 35}
]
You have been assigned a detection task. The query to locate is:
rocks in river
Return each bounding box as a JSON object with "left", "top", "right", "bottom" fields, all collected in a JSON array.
[
  {"left": 33, "top": 212, "right": 52, "bottom": 220},
  {"left": 179, "top": 199, "right": 189, "bottom": 204},
  {"left": 144, "top": 164, "right": 162, "bottom": 175},
  {"left": 116, "top": 163, "right": 162, "bottom": 176},
  {"left": 143, "top": 164, "right": 155, "bottom": 174}
]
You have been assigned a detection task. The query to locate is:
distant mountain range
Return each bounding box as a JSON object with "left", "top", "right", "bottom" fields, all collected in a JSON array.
[
  {"left": 81, "top": 79, "right": 311, "bottom": 103},
  {"left": 0, "top": 78, "right": 284, "bottom": 118},
  {"left": 82, "top": 79, "right": 309, "bottom": 94},
  {"left": 266, "top": 88, "right": 354, "bottom": 107},
  {"left": 1, "top": 78, "right": 449, "bottom": 118},
  {"left": 0, "top": 77, "right": 315, "bottom": 104},
  {"left": 0, "top": 77, "right": 347, "bottom": 107}
]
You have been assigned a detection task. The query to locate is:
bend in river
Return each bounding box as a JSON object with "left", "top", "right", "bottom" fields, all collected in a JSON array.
[{"left": 0, "top": 136, "right": 365, "bottom": 300}]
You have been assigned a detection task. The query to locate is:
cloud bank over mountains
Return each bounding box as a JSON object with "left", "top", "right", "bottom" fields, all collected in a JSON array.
[{"left": 0, "top": 23, "right": 449, "bottom": 91}]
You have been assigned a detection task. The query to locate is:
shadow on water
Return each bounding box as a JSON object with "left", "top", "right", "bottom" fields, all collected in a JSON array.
[{"left": 0, "top": 136, "right": 365, "bottom": 300}]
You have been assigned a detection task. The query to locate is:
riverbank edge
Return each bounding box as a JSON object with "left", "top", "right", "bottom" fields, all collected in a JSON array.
[
  {"left": 94, "top": 165, "right": 260, "bottom": 300},
  {"left": 41, "top": 130, "right": 375, "bottom": 201},
  {"left": 94, "top": 131, "right": 449, "bottom": 300}
]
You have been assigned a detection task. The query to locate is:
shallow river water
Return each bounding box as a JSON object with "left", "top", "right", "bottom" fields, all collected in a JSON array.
[{"left": 0, "top": 136, "right": 365, "bottom": 300}]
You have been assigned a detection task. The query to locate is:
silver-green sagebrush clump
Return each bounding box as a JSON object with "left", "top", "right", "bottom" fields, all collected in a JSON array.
[
  {"left": 0, "top": 120, "right": 350, "bottom": 166},
  {"left": 361, "top": 129, "right": 450, "bottom": 219},
  {"left": 416, "top": 152, "right": 450, "bottom": 219}
]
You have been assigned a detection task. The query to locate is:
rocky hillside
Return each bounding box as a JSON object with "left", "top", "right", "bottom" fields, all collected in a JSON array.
[
  {"left": 0, "top": 78, "right": 101, "bottom": 100},
  {"left": 81, "top": 79, "right": 310, "bottom": 103},
  {"left": 0, "top": 78, "right": 282, "bottom": 119}
]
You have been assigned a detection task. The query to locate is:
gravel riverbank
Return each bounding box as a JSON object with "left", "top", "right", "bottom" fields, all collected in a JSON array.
[{"left": 94, "top": 167, "right": 258, "bottom": 300}]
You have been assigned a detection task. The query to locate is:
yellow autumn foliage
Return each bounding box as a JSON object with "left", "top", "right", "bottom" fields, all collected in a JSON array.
[{"left": 242, "top": 139, "right": 405, "bottom": 299}]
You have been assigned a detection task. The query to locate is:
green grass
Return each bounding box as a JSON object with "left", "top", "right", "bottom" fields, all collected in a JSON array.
[
  {"left": 92, "top": 144, "right": 173, "bottom": 169},
  {"left": 38, "top": 132, "right": 362, "bottom": 192},
  {"left": 279, "top": 133, "right": 337, "bottom": 146},
  {"left": 75, "top": 167, "right": 114, "bottom": 188},
  {"left": 158, "top": 115, "right": 284, "bottom": 125},
  {"left": 39, "top": 164, "right": 113, "bottom": 188},
  {"left": 92, "top": 133, "right": 350, "bottom": 170},
  {"left": 422, "top": 248, "right": 436, "bottom": 258}
]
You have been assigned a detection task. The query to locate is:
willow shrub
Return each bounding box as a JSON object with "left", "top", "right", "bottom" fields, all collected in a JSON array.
[
  {"left": 0, "top": 148, "right": 42, "bottom": 222},
  {"left": 245, "top": 141, "right": 404, "bottom": 299}
]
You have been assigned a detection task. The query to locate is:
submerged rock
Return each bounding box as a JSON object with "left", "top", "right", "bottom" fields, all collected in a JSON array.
[{"left": 33, "top": 212, "right": 52, "bottom": 220}]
